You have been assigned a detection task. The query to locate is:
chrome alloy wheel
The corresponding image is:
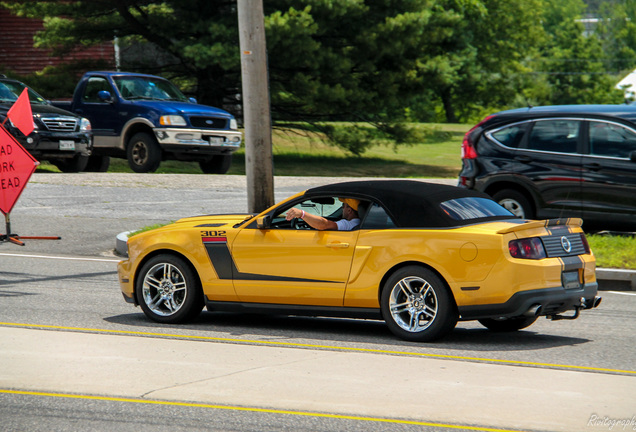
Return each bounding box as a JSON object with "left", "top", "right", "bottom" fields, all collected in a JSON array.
[
  {"left": 142, "top": 262, "right": 188, "bottom": 317},
  {"left": 388, "top": 276, "right": 438, "bottom": 333},
  {"left": 498, "top": 198, "right": 525, "bottom": 218}
]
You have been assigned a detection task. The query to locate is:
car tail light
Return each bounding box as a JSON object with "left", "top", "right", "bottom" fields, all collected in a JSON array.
[
  {"left": 509, "top": 237, "right": 547, "bottom": 259},
  {"left": 461, "top": 115, "right": 493, "bottom": 160},
  {"left": 580, "top": 233, "right": 591, "bottom": 254}
]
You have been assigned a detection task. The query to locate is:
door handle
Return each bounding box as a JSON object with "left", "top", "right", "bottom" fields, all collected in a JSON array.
[
  {"left": 583, "top": 163, "right": 602, "bottom": 171},
  {"left": 515, "top": 155, "right": 532, "bottom": 163},
  {"left": 326, "top": 242, "right": 349, "bottom": 249}
]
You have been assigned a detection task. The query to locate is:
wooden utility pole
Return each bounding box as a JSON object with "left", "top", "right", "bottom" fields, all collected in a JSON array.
[{"left": 237, "top": 0, "right": 274, "bottom": 213}]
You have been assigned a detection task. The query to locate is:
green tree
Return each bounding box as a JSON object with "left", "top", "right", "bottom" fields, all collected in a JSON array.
[{"left": 531, "top": 0, "right": 624, "bottom": 105}]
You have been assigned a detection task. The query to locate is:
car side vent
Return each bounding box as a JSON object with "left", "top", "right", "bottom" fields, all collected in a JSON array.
[
  {"left": 542, "top": 234, "right": 587, "bottom": 257},
  {"left": 190, "top": 116, "right": 228, "bottom": 129},
  {"left": 41, "top": 117, "right": 78, "bottom": 132}
]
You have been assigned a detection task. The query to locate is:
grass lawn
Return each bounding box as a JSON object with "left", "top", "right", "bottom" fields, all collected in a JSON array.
[{"left": 36, "top": 123, "right": 467, "bottom": 178}]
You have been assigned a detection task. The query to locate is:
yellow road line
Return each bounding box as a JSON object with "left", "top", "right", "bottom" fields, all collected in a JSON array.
[
  {"left": 1, "top": 321, "right": 634, "bottom": 375},
  {"left": 0, "top": 389, "right": 526, "bottom": 432}
]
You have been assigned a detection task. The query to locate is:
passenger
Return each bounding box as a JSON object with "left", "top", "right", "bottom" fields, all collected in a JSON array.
[{"left": 286, "top": 198, "right": 361, "bottom": 231}]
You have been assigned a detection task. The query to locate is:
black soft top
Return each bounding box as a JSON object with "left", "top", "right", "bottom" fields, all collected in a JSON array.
[{"left": 305, "top": 180, "right": 509, "bottom": 228}]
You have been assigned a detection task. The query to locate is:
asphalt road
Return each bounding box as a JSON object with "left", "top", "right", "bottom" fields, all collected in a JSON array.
[{"left": 1, "top": 173, "right": 635, "bottom": 432}]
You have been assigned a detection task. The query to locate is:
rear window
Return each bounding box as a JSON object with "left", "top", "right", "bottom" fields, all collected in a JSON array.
[
  {"left": 440, "top": 197, "right": 514, "bottom": 221},
  {"left": 490, "top": 122, "right": 528, "bottom": 148}
]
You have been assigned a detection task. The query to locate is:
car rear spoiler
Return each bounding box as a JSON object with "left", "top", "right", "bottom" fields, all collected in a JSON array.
[{"left": 496, "top": 218, "right": 583, "bottom": 234}]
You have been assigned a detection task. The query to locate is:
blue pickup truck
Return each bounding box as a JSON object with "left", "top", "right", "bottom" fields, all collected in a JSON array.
[{"left": 53, "top": 71, "right": 242, "bottom": 173}]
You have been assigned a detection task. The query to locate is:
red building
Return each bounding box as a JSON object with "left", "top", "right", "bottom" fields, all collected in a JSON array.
[{"left": 0, "top": 8, "right": 115, "bottom": 75}]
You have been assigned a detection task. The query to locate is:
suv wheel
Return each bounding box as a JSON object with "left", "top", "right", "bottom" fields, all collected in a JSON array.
[{"left": 492, "top": 189, "right": 533, "bottom": 219}]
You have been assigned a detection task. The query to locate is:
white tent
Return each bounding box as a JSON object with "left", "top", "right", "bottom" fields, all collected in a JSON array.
[{"left": 616, "top": 68, "right": 636, "bottom": 100}]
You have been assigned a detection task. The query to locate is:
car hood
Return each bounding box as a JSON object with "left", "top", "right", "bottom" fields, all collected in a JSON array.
[{"left": 131, "top": 100, "right": 233, "bottom": 118}]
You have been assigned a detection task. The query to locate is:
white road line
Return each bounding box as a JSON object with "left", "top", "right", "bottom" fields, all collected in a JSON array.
[
  {"left": 607, "top": 291, "right": 636, "bottom": 296},
  {"left": 0, "top": 252, "right": 120, "bottom": 263}
]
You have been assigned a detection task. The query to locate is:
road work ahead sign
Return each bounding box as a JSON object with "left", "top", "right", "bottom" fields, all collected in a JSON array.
[{"left": 0, "top": 126, "right": 38, "bottom": 215}]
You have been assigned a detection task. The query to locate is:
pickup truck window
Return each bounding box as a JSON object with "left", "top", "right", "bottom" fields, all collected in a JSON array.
[
  {"left": 84, "top": 77, "right": 110, "bottom": 103},
  {"left": 113, "top": 76, "right": 188, "bottom": 102}
]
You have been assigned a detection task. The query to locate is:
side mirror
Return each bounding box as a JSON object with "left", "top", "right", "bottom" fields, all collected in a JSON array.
[
  {"left": 188, "top": 97, "right": 197, "bottom": 104},
  {"left": 257, "top": 215, "right": 271, "bottom": 229},
  {"left": 97, "top": 90, "right": 112, "bottom": 102}
]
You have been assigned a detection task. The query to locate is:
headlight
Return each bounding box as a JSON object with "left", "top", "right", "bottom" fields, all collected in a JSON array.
[
  {"left": 159, "top": 115, "right": 186, "bottom": 126},
  {"left": 230, "top": 118, "right": 238, "bottom": 130},
  {"left": 80, "top": 118, "right": 91, "bottom": 132}
]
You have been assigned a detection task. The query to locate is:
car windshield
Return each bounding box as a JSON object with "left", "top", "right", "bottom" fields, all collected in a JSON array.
[
  {"left": 440, "top": 197, "right": 514, "bottom": 221},
  {"left": 0, "top": 79, "right": 48, "bottom": 105},
  {"left": 113, "top": 76, "right": 189, "bottom": 102}
]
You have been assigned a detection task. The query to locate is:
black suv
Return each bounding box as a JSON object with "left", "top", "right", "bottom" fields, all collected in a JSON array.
[
  {"left": 0, "top": 76, "right": 93, "bottom": 172},
  {"left": 458, "top": 104, "right": 636, "bottom": 231}
]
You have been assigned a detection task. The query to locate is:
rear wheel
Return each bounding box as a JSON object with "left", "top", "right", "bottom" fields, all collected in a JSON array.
[
  {"left": 478, "top": 316, "right": 538, "bottom": 332},
  {"left": 135, "top": 254, "right": 204, "bottom": 323},
  {"left": 381, "top": 266, "right": 457, "bottom": 342},
  {"left": 127, "top": 132, "right": 161, "bottom": 173},
  {"left": 84, "top": 155, "right": 110, "bottom": 172},
  {"left": 199, "top": 155, "right": 232, "bottom": 174},
  {"left": 492, "top": 189, "right": 533, "bottom": 219}
]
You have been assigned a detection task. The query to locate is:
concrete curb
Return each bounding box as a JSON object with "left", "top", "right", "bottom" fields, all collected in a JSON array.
[
  {"left": 115, "top": 232, "right": 636, "bottom": 290},
  {"left": 115, "top": 231, "right": 131, "bottom": 257},
  {"left": 596, "top": 268, "right": 636, "bottom": 291}
]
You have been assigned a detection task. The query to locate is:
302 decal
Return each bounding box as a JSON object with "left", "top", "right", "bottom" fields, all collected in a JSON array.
[{"left": 201, "top": 230, "right": 226, "bottom": 237}]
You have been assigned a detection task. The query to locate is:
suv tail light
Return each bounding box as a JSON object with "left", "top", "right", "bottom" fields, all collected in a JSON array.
[
  {"left": 509, "top": 237, "right": 547, "bottom": 260},
  {"left": 461, "top": 115, "right": 493, "bottom": 160},
  {"left": 580, "top": 233, "right": 591, "bottom": 254}
]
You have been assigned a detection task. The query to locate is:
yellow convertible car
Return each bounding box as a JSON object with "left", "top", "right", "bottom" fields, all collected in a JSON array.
[{"left": 117, "top": 180, "right": 601, "bottom": 342}]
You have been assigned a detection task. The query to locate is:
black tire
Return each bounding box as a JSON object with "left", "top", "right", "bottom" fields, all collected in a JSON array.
[
  {"left": 380, "top": 266, "right": 458, "bottom": 342},
  {"left": 52, "top": 154, "right": 89, "bottom": 173},
  {"left": 492, "top": 189, "right": 533, "bottom": 219},
  {"left": 135, "top": 254, "right": 204, "bottom": 324},
  {"left": 478, "top": 316, "right": 538, "bottom": 332},
  {"left": 199, "top": 155, "right": 232, "bottom": 174},
  {"left": 127, "top": 132, "right": 161, "bottom": 173},
  {"left": 84, "top": 155, "right": 110, "bottom": 172}
]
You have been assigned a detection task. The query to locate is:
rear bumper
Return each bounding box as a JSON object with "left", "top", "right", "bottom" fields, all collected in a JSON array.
[{"left": 458, "top": 283, "right": 599, "bottom": 320}]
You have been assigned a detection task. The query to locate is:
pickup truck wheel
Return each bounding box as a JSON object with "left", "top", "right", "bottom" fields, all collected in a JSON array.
[
  {"left": 199, "top": 155, "right": 232, "bottom": 174},
  {"left": 85, "top": 155, "right": 110, "bottom": 172},
  {"left": 127, "top": 132, "right": 161, "bottom": 173},
  {"left": 52, "top": 154, "right": 89, "bottom": 173}
]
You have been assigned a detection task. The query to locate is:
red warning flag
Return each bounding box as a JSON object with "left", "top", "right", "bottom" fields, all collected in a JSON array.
[{"left": 6, "top": 88, "right": 34, "bottom": 137}]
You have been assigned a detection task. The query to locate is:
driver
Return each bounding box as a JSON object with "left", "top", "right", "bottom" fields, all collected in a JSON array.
[{"left": 285, "top": 198, "right": 361, "bottom": 231}]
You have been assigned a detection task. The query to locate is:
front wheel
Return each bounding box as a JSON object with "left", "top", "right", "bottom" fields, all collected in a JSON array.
[
  {"left": 52, "top": 154, "right": 89, "bottom": 173},
  {"left": 135, "top": 254, "right": 204, "bottom": 323},
  {"left": 381, "top": 266, "right": 457, "bottom": 342},
  {"left": 127, "top": 132, "right": 161, "bottom": 173}
]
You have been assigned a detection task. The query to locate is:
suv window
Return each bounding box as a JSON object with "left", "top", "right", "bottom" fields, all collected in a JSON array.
[
  {"left": 489, "top": 122, "right": 528, "bottom": 148},
  {"left": 527, "top": 120, "right": 580, "bottom": 154},
  {"left": 589, "top": 121, "right": 636, "bottom": 158}
]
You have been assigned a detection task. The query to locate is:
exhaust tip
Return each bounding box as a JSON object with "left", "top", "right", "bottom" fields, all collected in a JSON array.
[
  {"left": 524, "top": 304, "right": 542, "bottom": 317},
  {"left": 593, "top": 296, "right": 602, "bottom": 308}
]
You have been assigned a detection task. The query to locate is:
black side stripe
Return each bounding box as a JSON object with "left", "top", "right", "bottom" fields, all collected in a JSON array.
[{"left": 203, "top": 240, "right": 342, "bottom": 283}]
